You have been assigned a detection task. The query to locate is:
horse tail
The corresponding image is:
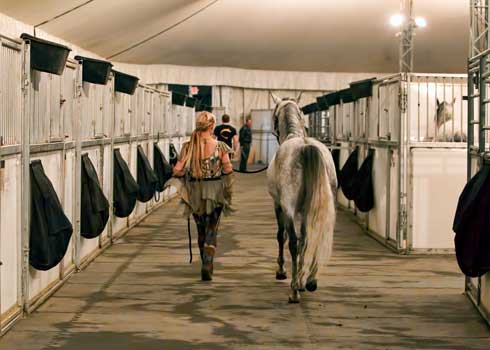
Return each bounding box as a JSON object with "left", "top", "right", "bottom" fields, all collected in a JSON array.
[{"left": 297, "top": 143, "right": 335, "bottom": 289}]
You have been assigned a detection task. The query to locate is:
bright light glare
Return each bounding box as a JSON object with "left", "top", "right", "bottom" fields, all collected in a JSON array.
[
  {"left": 390, "top": 14, "right": 404, "bottom": 27},
  {"left": 415, "top": 17, "right": 427, "bottom": 28}
]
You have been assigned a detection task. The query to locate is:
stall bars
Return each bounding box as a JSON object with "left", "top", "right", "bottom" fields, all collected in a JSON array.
[
  {"left": 0, "top": 33, "right": 187, "bottom": 334},
  {"left": 331, "top": 72, "right": 467, "bottom": 254},
  {"left": 465, "top": 46, "right": 490, "bottom": 326}
]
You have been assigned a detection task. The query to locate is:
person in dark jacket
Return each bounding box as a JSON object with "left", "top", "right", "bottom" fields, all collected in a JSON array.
[{"left": 239, "top": 117, "right": 252, "bottom": 171}]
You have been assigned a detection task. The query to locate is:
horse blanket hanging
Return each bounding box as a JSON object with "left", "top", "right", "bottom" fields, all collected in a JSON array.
[
  {"left": 453, "top": 164, "right": 490, "bottom": 277},
  {"left": 30, "top": 160, "right": 73, "bottom": 271},
  {"left": 153, "top": 143, "right": 173, "bottom": 192},
  {"left": 81, "top": 153, "right": 109, "bottom": 238},
  {"left": 136, "top": 145, "right": 158, "bottom": 202},
  {"left": 113, "top": 149, "right": 139, "bottom": 218}
]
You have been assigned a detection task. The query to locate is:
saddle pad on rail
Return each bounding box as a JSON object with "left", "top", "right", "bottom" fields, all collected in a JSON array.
[
  {"left": 453, "top": 164, "right": 490, "bottom": 278},
  {"left": 154, "top": 143, "right": 173, "bottom": 192},
  {"left": 113, "top": 148, "right": 139, "bottom": 218},
  {"left": 30, "top": 160, "right": 73, "bottom": 271},
  {"left": 81, "top": 153, "right": 109, "bottom": 238},
  {"left": 136, "top": 145, "right": 158, "bottom": 202},
  {"left": 338, "top": 147, "right": 359, "bottom": 200},
  {"left": 353, "top": 149, "right": 375, "bottom": 212}
]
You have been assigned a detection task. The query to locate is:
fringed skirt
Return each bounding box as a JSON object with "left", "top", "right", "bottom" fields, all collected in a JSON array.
[{"left": 166, "top": 177, "right": 234, "bottom": 217}]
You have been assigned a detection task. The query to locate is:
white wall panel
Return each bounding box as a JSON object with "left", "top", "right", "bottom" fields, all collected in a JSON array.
[
  {"left": 0, "top": 155, "right": 21, "bottom": 315},
  {"left": 410, "top": 148, "right": 466, "bottom": 250}
]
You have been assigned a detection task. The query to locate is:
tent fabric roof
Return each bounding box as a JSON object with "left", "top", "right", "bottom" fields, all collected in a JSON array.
[{"left": 0, "top": 0, "right": 469, "bottom": 74}]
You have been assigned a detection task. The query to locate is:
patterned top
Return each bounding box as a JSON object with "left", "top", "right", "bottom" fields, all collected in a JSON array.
[{"left": 181, "top": 141, "right": 232, "bottom": 179}]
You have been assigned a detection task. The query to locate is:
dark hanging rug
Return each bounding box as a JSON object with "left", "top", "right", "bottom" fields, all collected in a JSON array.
[
  {"left": 74, "top": 56, "right": 113, "bottom": 85},
  {"left": 81, "top": 154, "right": 110, "bottom": 238},
  {"left": 169, "top": 143, "right": 180, "bottom": 167},
  {"left": 338, "top": 147, "right": 359, "bottom": 200},
  {"left": 154, "top": 143, "right": 173, "bottom": 192},
  {"left": 20, "top": 33, "right": 71, "bottom": 76},
  {"left": 136, "top": 145, "right": 159, "bottom": 203},
  {"left": 453, "top": 164, "right": 490, "bottom": 278},
  {"left": 30, "top": 160, "right": 73, "bottom": 271},
  {"left": 113, "top": 149, "right": 139, "bottom": 218},
  {"left": 352, "top": 149, "right": 375, "bottom": 212}
]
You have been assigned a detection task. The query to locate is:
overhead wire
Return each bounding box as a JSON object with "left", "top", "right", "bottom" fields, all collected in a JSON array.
[
  {"left": 107, "top": 0, "right": 220, "bottom": 60},
  {"left": 33, "top": 0, "right": 95, "bottom": 36}
]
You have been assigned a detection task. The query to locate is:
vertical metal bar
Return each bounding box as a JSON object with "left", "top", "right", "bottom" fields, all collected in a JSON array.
[
  {"left": 397, "top": 75, "right": 409, "bottom": 251},
  {"left": 426, "top": 78, "right": 429, "bottom": 141},
  {"left": 480, "top": 56, "right": 486, "bottom": 153},
  {"left": 108, "top": 75, "right": 115, "bottom": 243},
  {"left": 73, "top": 63, "right": 82, "bottom": 270},
  {"left": 20, "top": 41, "right": 31, "bottom": 314},
  {"left": 417, "top": 80, "right": 421, "bottom": 141},
  {"left": 452, "top": 78, "right": 455, "bottom": 140}
]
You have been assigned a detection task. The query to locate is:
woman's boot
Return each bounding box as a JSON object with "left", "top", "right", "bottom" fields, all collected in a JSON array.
[{"left": 201, "top": 230, "right": 217, "bottom": 281}]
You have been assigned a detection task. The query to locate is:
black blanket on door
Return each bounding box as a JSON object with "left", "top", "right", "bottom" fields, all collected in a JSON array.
[
  {"left": 353, "top": 149, "right": 375, "bottom": 212},
  {"left": 453, "top": 164, "right": 490, "bottom": 277},
  {"left": 30, "top": 160, "right": 73, "bottom": 271},
  {"left": 136, "top": 145, "right": 158, "bottom": 202},
  {"left": 81, "top": 153, "right": 109, "bottom": 238},
  {"left": 113, "top": 149, "right": 139, "bottom": 218},
  {"left": 338, "top": 147, "right": 359, "bottom": 200},
  {"left": 153, "top": 143, "right": 173, "bottom": 192}
]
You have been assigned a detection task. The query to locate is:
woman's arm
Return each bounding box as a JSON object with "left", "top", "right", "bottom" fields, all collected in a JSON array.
[
  {"left": 221, "top": 151, "right": 233, "bottom": 174},
  {"left": 173, "top": 143, "right": 188, "bottom": 177}
]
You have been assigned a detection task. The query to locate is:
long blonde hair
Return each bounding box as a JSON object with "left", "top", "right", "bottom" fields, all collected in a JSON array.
[{"left": 182, "top": 111, "right": 216, "bottom": 178}]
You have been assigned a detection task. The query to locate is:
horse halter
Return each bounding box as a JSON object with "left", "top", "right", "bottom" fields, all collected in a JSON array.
[{"left": 272, "top": 99, "right": 304, "bottom": 141}]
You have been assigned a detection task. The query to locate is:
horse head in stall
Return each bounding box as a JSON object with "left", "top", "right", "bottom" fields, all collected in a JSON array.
[
  {"left": 435, "top": 98, "right": 467, "bottom": 142},
  {"left": 267, "top": 92, "right": 337, "bottom": 303}
]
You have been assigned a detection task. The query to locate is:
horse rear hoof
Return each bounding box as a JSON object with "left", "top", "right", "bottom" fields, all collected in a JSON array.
[
  {"left": 306, "top": 279, "right": 317, "bottom": 292},
  {"left": 288, "top": 297, "right": 300, "bottom": 304},
  {"left": 276, "top": 271, "right": 287, "bottom": 280}
]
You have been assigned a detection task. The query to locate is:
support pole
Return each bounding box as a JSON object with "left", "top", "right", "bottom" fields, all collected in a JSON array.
[{"left": 20, "top": 41, "right": 31, "bottom": 313}]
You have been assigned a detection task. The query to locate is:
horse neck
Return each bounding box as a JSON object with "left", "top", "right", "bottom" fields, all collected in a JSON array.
[{"left": 282, "top": 108, "right": 304, "bottom": 140}]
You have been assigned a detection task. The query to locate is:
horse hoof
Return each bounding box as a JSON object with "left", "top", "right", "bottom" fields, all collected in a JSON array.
[
  {"left": 276, "top": 271, "right": 287, "bottom": 280},
  {"left": 306, "top": 279, "right": 317, "bottom": 292},
  {"left": 288, "top": 296, "right": 300, "bottom": 304}
]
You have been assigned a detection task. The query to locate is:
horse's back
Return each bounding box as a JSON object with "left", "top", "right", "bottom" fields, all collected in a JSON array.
[{"left": 267, "top": 137, "right": 336, "bottom": 216}]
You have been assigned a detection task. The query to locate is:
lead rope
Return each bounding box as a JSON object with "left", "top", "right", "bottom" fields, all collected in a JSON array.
[{"left": 187, "top": 217, "right": 193, "bottom": 264}]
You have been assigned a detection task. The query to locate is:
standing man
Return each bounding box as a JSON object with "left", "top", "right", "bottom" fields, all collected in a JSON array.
[
  {"left": 239, "top": 117, "right": 252, "bottom": 172},
  {"left": 214, "top": 114, "right": 238, "bottom": 157}
]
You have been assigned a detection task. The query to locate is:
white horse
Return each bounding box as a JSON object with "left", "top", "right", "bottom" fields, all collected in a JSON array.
[
  {"left": 435, "top": 98, "right": 467, "bottom": 142},
  {"left": 267, "top": 94, "right": 337, "bottom": 303}
]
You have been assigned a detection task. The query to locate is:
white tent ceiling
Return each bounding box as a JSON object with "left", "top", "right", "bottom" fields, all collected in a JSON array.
[{"left": 0, "top": 0, "right": 469, "bottom": 73}]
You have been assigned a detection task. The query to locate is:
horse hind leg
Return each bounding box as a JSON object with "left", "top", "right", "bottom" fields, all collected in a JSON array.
[
  {"left": 275, "top": 205, "right": 287, "bottom": 280},
  {"left": 287, "top": 220, "right": 300, "bottom": 303}
]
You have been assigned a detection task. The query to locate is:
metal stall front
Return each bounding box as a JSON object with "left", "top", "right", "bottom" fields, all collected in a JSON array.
[
  {"left": 334, "top": 73, "right": 467, "bottom": 254},
  {"left": 466, "top": 45, "right": 490, "bottom": 325},
  {"left": 0, "top": 33, "right": 178, "bottom": 334}
]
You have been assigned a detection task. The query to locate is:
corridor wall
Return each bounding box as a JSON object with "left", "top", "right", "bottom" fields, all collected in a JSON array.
[{"left": 0, "top": 32, "right": 181, "bottom": 334}]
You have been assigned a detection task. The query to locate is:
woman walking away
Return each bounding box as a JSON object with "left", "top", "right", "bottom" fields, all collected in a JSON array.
[{"left": 169, "top": 112, "right": 234, "bottom": 281}]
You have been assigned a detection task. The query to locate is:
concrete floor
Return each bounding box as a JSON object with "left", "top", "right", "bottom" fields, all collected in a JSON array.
[{"left": 1, "top": 173, "right": 489, "bottom": 349}]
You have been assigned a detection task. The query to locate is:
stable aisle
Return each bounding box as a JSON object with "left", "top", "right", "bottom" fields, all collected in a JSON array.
[{"left": 1, "top": 173, "right": 488, "bottom": 350}]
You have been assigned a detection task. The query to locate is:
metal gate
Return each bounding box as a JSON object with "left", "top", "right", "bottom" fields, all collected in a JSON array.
[{"left": 466, "top": 0, "right": 490, "bottom": 324}]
